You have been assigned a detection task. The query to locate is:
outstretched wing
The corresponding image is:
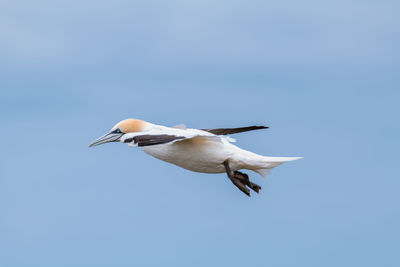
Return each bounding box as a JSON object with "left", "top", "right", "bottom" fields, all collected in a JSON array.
[
  {"left": 120, "top": 125, "right": 230, "bottom": 147},
  {"left": 123, "top": 134, "right": 186, "bottom": 147},
  {"left": 201, "top": 126, "right": 268, "bottom": 135}
]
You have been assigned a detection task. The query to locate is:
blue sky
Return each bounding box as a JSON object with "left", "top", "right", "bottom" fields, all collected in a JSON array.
[{"left": 1, "top": 1, "right": 399, "bottom": 266}]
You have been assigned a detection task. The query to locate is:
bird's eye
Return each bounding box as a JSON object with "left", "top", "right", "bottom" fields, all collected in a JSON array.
[{"left": 113, "top": 128, "right": 122, "bottom": 134}]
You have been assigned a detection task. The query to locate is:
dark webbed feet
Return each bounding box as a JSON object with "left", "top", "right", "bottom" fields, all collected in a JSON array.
[
  {"left": 234, "top": 171, "right": 262, "bottom": 193},
  {"left": 230, "top": 176, "right": 250, "bottom": 196},
  {"left": 223, "top": 161, "right": 261, "bottom": 196}
]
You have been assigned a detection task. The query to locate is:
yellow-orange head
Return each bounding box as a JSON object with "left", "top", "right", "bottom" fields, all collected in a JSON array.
[{"left": 89, "top": 118, "right": 152, "bottom": 147}]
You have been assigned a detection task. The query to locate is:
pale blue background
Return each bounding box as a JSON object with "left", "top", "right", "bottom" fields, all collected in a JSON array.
[{"left": 1, "top": 1, "right": 399, "bottom": 266}]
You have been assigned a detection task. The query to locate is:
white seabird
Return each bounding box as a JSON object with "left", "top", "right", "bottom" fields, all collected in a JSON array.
[{"left": 89, "top": 118, "right": 302, "bottom": 196}]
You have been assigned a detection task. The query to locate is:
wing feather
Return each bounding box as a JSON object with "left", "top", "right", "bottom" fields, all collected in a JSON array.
[
  {"left": 124, "top": 134, "right": 185, "bottom": 147},
  {"left": 201, "top": 126, "right": 268, "bottom": 135},
  {"left": 120, "top": 125, "right": 229, "bottom": 147}
]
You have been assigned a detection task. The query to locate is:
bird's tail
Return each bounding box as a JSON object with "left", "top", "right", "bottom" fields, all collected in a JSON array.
[{"left": 252, "top": 156, "right": 303, "bottom": 178}]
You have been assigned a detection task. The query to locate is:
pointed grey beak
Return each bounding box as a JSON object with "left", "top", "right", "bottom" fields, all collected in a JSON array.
[{"left": 89, "top": 132, "right": 123, "bottom": 147}]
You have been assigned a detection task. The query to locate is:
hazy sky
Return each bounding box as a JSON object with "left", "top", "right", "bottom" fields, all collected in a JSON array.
[{"left": 1, "top": 1, "right": 399, "bottom": 266}]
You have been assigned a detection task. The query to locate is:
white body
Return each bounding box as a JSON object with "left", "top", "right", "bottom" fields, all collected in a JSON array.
[{"left": 120, "top": 124, "right": 301, "bottom": 178}]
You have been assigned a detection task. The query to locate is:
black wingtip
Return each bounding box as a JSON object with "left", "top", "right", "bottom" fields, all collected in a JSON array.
[
  {"left": 251, "top": 126, "right": 269, "bottom": 130},
  {"left": 202, "top": 125, "right": 269, "bottom": 135}
]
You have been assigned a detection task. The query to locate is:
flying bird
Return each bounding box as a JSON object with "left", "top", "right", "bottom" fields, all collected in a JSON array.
[{"left": 89, "top": 118, "right": 302, "bottom": 196}]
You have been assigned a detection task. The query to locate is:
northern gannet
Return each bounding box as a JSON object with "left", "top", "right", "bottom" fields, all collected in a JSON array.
[{"left": 89, "top": 119, "right": 302, "bottom": 196}]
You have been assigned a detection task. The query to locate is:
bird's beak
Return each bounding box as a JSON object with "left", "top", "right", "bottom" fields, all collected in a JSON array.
[{"left": 89, "top": 132, "right": 123, "bottom": 147}]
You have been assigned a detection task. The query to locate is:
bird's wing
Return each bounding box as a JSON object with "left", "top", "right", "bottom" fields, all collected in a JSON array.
[
  {"left": 122, "top": 134, "right": 186, "bottom": 147},
  {"left": 201, "top": 126, "right": 268, "bottom": 135},
  {"left": 120, "top": 126, "right": 232, "bottom": 147}
]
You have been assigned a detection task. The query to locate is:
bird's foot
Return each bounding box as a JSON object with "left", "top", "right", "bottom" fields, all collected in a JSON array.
[
  {"left": 234, "top": 171, "right": 262, "bottom": 193},
  {"left": 230, "top": 177, "right": 250, "bottom": 196},
  {"left": 223, "top": 161, "right": 256, "bottom": 197}
]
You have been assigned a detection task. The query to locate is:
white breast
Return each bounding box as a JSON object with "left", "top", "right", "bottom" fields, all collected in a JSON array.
[{"left": 142, "top": 136, "right": 235, "bottom": 173}]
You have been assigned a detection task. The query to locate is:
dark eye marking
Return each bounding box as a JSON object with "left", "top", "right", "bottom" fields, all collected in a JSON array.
[{"left": 112, "top": 128, "right": 122, "bottom": 134}]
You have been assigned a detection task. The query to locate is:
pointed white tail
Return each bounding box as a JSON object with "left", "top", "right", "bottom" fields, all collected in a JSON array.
[{"left": 254, "top": 156, "right": 303, "bottom": 178}]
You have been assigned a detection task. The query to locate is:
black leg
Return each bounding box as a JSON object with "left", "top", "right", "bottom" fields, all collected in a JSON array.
[
  {"left": 223, "top": 161, "right": 250, "bottom": 197},
  {"left": 234, "top": 171, "right": 262, "bottom": 193}
]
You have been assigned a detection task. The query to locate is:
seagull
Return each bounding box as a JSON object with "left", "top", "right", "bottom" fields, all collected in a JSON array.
[{"left": 89, "top": 118, "right": 302, "bottom": 196}]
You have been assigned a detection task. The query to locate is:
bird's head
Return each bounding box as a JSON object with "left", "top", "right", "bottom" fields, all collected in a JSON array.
[{"left": 89, "top": 118, "right": 150, "bottom": 147}]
